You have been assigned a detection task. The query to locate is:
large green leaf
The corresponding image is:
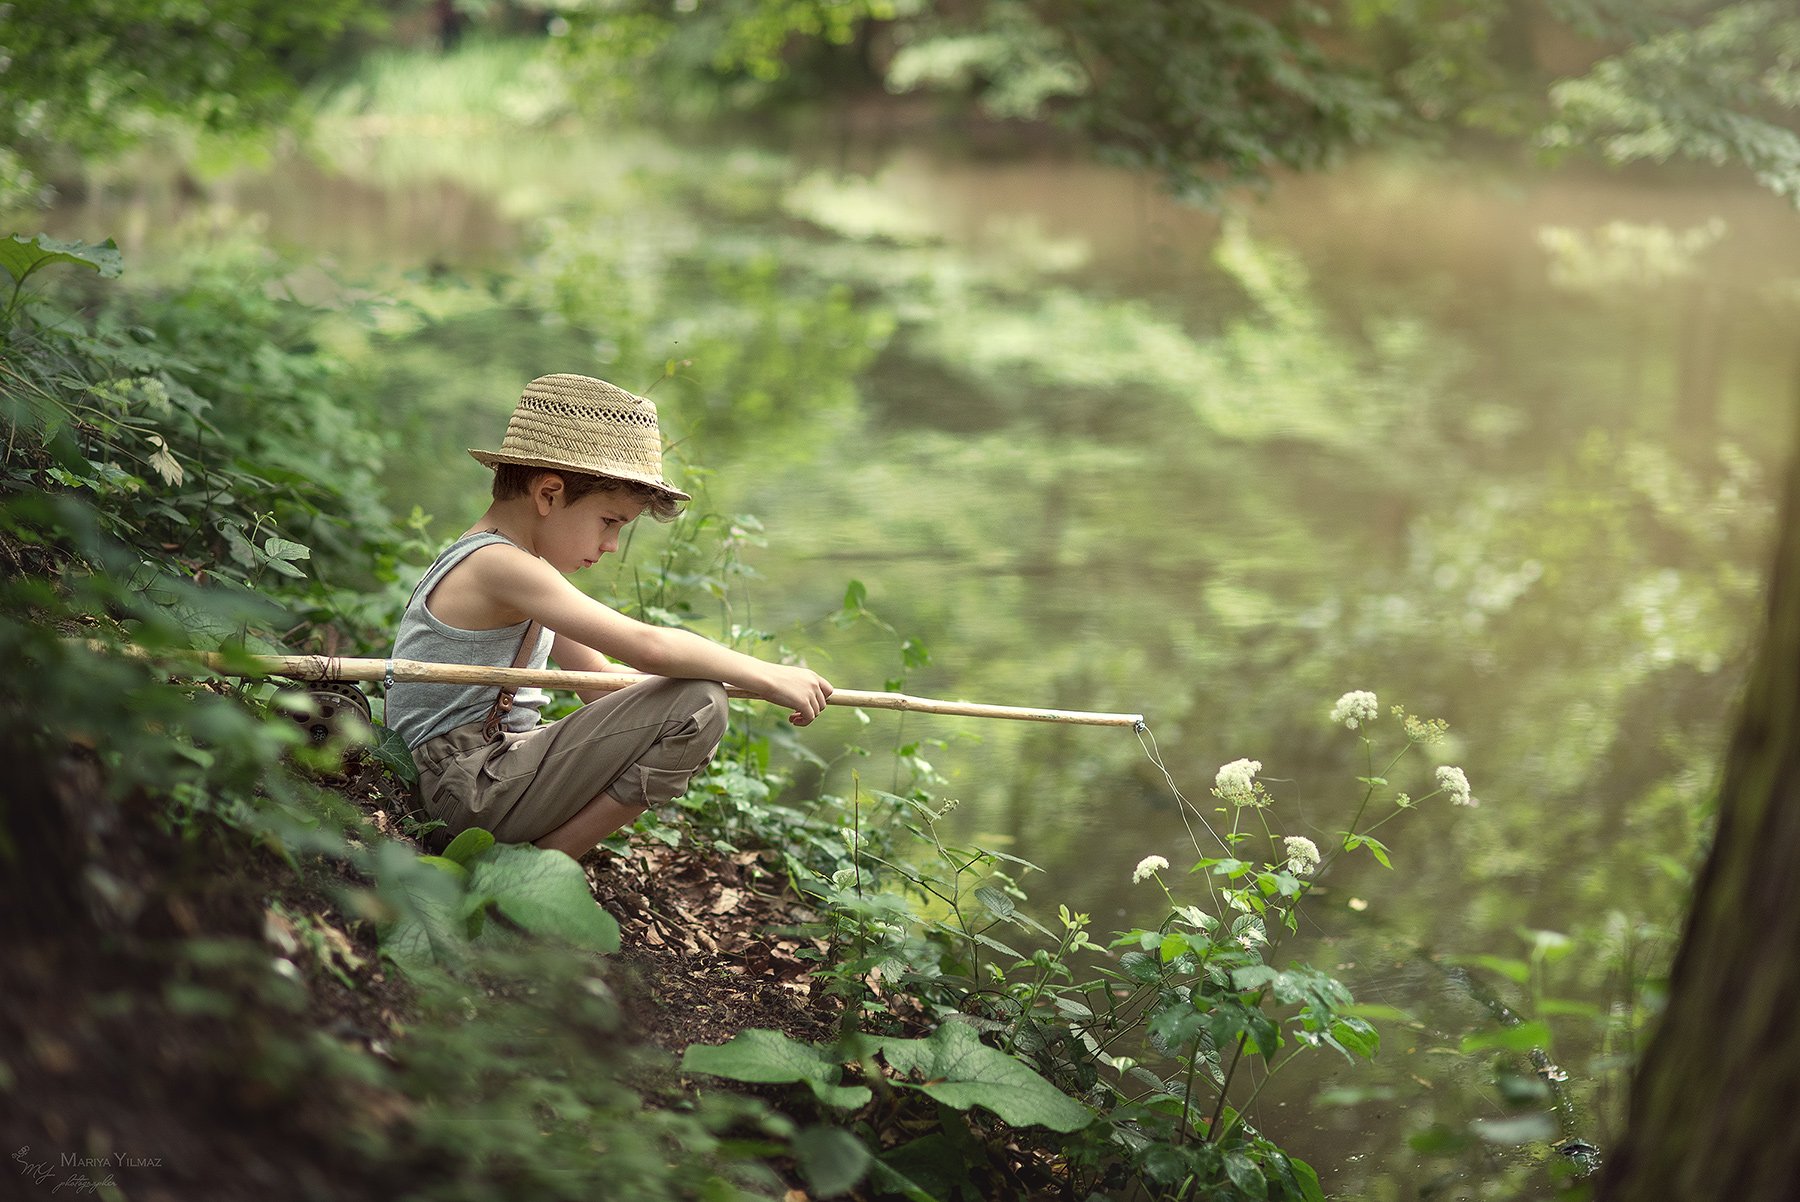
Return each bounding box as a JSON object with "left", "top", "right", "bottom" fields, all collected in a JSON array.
[
  {"left": 1287, "top": 1154, "right": 1326, "bottom": 1202},
  {"left": 441, "top": 827, "right": 494, "bottom": 866},
  {"left": 876, "top": 1022, "right": 1092, "bottom": 1132},
  {"left": 793, "top": 1126, "right": 871, "bottom": 1198},
  {"left": 865, "top": 1158, "right": 943, "bottom": 1202},
  {"left": 973, "top": 884, "right": 1014, "bottom": 918},
  {"left": 875, "top": 1135, "right": 972, "bottom": 1202},
  {"left": 1223, "top": 1149, "right": 1268, "bottom": 1199},
  {"left": 368, "top": 723, "right": 419, "bottom": 785},
  {"left": 1119, "top": 950, "right": 1164, "bottom": 983},
  {"left": 465, "top": 843, "right": 620, "bottom": 954},
  {"left": 375, "top": 841, "right": 469, "bottom": 974},
  {"left": 0, "top": 233, "right": 123, "bottom": 283},
  {"left": 1329, "top": 1016, "right": 1380, "bottom": 1061},
  {"left": 681, "top": 1029, "right": 872, "bottom": 1109}
]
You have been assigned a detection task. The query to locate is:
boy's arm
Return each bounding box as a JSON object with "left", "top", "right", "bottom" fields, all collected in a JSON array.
[
  {"left": 468, "top": 544, "right": 832, "bottom": 725},
  {"left": 549, "top": 632, "right": 638, "bottom": 705}
]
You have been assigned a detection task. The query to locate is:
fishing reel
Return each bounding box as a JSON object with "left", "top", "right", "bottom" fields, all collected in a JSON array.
[{"left": 276, "top": 680, "right": 374, "bottom": 746}]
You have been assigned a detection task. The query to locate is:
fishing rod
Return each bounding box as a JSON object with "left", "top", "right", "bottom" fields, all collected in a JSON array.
[{"left": 194, "top": 652, "right": 1148, "bottom": 730}]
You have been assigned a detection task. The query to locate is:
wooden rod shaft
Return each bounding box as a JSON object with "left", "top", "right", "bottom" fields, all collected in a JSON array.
[{"left": 192, "top": 652, "right": 1146, "bottom": 728}]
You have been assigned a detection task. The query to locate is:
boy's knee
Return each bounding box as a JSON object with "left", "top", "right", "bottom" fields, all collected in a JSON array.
[
  {"left": 619, "top": 680, "right": 728, "bottom": 809},
  {"left": 689, "top": 679, "right": 728, "bottom": 741},
  {"left": 654, "top": 676, "right": 727, "bottom": 742}
]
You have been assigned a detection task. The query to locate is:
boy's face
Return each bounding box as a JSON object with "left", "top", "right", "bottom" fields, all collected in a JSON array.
[{"left": 537, "top": 483, "right": 647, "bottom": 573}]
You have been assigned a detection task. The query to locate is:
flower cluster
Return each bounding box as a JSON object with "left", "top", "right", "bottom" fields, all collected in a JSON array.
[
  {"left": 1132, "top": 855, "right": 1170, "bottom": 884},
  {"left": 1212, "top": 758, "right": 1269, "bottom": 807},
  {"left": 1396, "top": 706, "right": 1449, "bottom": 744},
  {"left": 1436, "top": 765, "right": 1477, "bottom": 807},
  {"left": 1283, "top": 835, "right": 1321, "bottom": 876},
  {"left": 1329, "top": 690, "right": 1379, "bottom": 729}
]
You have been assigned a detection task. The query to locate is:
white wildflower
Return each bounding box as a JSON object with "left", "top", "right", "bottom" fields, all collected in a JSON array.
[
  {"left": 1283, "top": 835, "right": 1321, "bottom": 876},
  {"left": 1436, "top": 765, "right": 1477, "bottom": 807},
  {"left": 1213, "top": 758, "right": 1265, "bottom": 807},
  {"left": 1132, "top": 855, "right": 1170, "bottom": 884},
  {"left": 1237, "top": 926, "right": 1268, "bottom": 952},
  {"left": 1330, "top": 690, "right": 1380, "bottom": 729}
]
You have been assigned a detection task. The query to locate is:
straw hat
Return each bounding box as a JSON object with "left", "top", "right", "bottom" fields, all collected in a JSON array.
[{"left": 469, "top": 374, "right": 690, "bottom": 502}]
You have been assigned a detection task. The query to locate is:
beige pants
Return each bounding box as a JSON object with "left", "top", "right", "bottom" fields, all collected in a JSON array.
[{"left": 412, "top": 677, "right": 728, "bottom": 844}]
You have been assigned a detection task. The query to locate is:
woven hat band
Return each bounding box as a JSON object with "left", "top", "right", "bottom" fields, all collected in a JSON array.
[{"left": 468, "top": 374, "right": 689, "bottom": 502}]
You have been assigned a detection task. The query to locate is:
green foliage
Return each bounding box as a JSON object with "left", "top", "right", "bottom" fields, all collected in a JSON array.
[
  {"left": 467, "top": 843, "right": 622, "bottom": 950},
  {"left": 792, "top": 1125, "right": 872, "bottom": 1198},
  {"left": 315, "top": 36, "right": 575, "bottom": 127},
  {"left": 884, "top": 5, "right": 1085, "bottom": 121},
  {"left": 1019, "top": 0, "right": 1397, "bottom": 202},
  {"left": 0, "top": 230, "right": 406, "bottom": 864},
  {"left": 559, "top": 0, "right": 1396, "bottom": 201},
  {"left": 555, "top": 0, "right": 1800, "bottom": 205},
  {"left": 366, "top": 935, "right": 790, "bottom": 1201},
  {"left": 0, "top": 237, "right": 784, "bottom": 1200},
  {"left": 555, "top": 0, "right": 902, "bottom": 117},
  {"left": 873, "top": 1021, "right": 1094, "bottom": 1131},
  {"left": 0, "top": 233, "right": 122, "bottom": 325},
  {"left": 1541, "top": 1, "right": 1800, "bottom": 201},
  {"left": 655, "top": 677, "right": 1480, "bottom": 1198},
  {"left": 683, "top": 1028, "right": 874, "bottom": 1108},
  {"left": 1355, "top": 0, "right": 1800, "bottom": 203},
  {"left": 378, "top": 839, "right": 622, "bottom": 972},
  {"left": 0, "top": 0, "right": 372, "bottom": 207},
  {"left": 684, "top": 1021, "right": 1095, "bottom": 1132}
]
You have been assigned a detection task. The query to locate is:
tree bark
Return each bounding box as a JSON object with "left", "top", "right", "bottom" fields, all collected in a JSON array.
[{"left": 1600, "top": 417, "right": 1800, "bottom": 1197}]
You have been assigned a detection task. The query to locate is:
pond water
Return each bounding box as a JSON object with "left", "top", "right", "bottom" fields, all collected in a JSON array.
[{"left": 45, "top": 80, "right": 1798, "bottom": 1198}]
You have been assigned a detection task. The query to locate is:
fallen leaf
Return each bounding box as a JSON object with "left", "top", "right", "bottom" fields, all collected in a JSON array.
[
  {"left": 314, "top": 913, "right": 366, "bottom": 971},
  {"left": 262, "top": 907, "right": 300, "bottom": 956}
]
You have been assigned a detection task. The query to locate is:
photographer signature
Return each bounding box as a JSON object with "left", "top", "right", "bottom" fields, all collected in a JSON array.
[{"left": 13, "top": 1148, "right": 121, "bottom": 1196}]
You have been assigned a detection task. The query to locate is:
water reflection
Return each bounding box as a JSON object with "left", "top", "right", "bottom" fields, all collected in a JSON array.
[{"left": 44, "top": 104, "right": 1794, "bottom": 1198}]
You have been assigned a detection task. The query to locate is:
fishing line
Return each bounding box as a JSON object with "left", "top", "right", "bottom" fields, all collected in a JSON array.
[{"left": 1134, "top": 721, "right": 1229, "bottom": 907}]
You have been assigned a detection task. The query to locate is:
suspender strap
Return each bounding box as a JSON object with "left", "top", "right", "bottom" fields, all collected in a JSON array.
[{"left": 481, "top": 620, "right": 542, "bottom": 742}]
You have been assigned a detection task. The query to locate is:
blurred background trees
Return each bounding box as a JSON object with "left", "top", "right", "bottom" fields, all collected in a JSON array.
[
  {"left": 7, "top": 1, "right": 1797, "bottom": 209},
  {"left": 548, "top": 0, "right": 1800, "bottom": 202}
]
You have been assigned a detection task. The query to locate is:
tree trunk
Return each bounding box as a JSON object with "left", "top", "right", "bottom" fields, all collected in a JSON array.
[{"left": 1600, "top": 415, "right": 1800, "bottom": 1197}]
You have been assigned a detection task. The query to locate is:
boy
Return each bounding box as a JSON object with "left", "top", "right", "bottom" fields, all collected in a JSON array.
[{"left": 386, "top": 373, "right": 832, "bottom": 860}]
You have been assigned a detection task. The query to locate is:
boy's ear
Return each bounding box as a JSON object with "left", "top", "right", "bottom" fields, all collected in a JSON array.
[{"left": 531, "top": 471, "right": 566, "bottom": 514}]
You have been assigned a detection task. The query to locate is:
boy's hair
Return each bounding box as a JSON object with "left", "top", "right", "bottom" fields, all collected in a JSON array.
[{"left": 491, "top": 463, "right": 683, "bottom": 523}]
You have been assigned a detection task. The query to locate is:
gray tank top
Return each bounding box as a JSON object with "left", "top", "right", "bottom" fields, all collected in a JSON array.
[{"left": 385, "top": 531, "right": 556, "bottom": 749}]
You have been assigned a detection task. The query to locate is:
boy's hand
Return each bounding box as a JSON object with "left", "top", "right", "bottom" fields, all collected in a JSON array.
[{"left": 763, "top": 664, "right": 833, "bottom": 726}]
